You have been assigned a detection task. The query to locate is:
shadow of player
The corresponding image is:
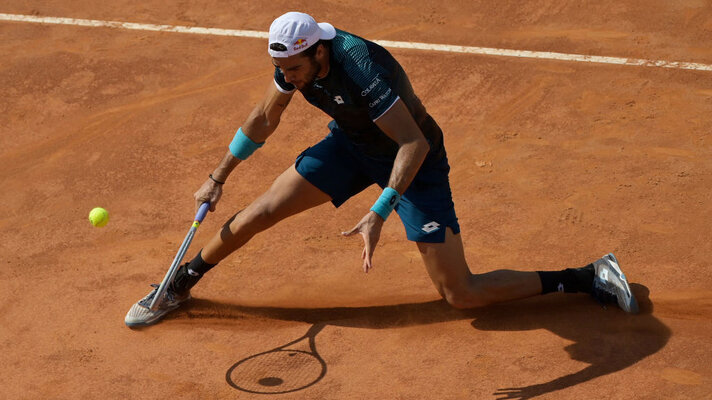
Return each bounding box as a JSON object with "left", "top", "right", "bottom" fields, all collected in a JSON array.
[
  {"left": 477, "top": 284, "right": 669, "bottom": 399},
  {"left": 174, "top": 283, "right": 668, "bottom": 398}
]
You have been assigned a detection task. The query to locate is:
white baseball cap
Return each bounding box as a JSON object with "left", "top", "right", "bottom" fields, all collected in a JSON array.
[{"left": 268, "top": 12, "right": 336, "bottom": 58}]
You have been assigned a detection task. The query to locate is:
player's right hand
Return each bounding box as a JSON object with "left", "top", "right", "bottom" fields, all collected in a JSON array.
[
  {"left": 341, "top": 211, "right": 384, "bottom": 273},
  {"left": 194, "top": 178, "right": 223, "bottom": 213}
]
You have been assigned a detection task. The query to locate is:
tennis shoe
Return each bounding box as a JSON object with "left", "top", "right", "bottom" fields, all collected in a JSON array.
[
  {"left": 125, "top": 283, "right": 191, "bottom": 327},
  {"left": 591, "top": 253, "right": 639, "bottom": 314}
]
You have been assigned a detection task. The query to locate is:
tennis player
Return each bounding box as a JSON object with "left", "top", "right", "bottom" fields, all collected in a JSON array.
[{"left": 126, "top": 12, "right": 638, "bottom": 326}]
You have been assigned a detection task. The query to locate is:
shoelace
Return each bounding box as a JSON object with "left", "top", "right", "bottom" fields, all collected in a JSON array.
[
  {"left": 592, "top": 278, "right": 618, "bottom": 309},
  {"left": 138, "top": 284, "right": 176, "bottom": 308}
]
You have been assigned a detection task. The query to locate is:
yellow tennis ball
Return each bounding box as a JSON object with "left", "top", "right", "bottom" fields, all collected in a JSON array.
[{"left": 89, "top": 207, "right": 109, "bottom": 227}]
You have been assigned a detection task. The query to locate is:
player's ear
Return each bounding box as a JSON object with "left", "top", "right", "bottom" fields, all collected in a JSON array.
[{"left": 315, "top": 43, "right": 327, "bottom": 61}]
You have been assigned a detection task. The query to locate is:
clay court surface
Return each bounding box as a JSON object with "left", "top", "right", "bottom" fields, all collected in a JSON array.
[{"left": 2, "top": 1, "right": 712, "bottom": 398}]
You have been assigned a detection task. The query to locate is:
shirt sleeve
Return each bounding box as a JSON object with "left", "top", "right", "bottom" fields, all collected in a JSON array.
[
  {"left": 273, "top": 67, "right": 296, "bottom": 94},
  {"left": 344, "top": 42, "right": 399, "bottom": 121}
]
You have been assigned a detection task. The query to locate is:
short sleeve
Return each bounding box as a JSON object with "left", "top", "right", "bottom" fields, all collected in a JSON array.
[
  {"left": 343, "top": 42, "right": 399, "bottom": 121},
  {"left": 362, "top": 72, "right": 399, "bottom": 121},
  {"left": 273, "top": 67, "right": 296, "bottom": 94}
]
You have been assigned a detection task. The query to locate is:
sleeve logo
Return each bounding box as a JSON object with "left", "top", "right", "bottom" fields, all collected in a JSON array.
[
  {"left": 361, "top": 76, "right": 381, "bottom": 96},
  {"left": 368, "top": 88, "right": 392, "bottom": 108}
]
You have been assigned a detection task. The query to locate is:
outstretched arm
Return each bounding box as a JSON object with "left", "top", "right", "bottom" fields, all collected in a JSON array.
[{"left": 195, "top": 83, "right": 293, "bottom": 212}]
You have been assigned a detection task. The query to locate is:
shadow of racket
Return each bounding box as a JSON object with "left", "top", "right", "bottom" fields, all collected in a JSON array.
[{"left": 226, "top": 323, "right": 327, "bottom": 394}]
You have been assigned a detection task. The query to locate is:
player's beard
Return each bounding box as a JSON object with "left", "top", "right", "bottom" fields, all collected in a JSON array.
[{"left": 302, "top": 57, "right": 322, "bottom": 88}]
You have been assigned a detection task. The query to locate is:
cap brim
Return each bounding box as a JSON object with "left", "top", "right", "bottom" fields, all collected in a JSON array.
[{"left": 318, "top": 22, "right": 336, "bottom": 40}]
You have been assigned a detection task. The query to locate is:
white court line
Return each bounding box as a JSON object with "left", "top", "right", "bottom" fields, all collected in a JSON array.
[{"left": 2, "top": 12, "right": 711, "bottom": 72}]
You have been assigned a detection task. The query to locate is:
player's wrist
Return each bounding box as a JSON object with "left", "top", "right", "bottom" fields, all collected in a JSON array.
[
  {"left": 209, "top": 174, "right": 225, "bottom": 185},
  {"left": 369, "top": 210, "right": 387, "bottom": 224},
  {"left": 370, "top": 187, "right": 401, "bottom": 221}
]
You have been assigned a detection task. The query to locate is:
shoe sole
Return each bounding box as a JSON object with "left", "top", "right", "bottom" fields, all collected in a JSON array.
[{"left": 601, "top": 253, "right": 639, "bottom": 314}]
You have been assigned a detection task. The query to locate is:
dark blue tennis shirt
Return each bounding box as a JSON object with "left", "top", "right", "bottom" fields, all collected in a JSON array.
[{"left": 274, "top": 29, "right": 445, "bottom": 163}]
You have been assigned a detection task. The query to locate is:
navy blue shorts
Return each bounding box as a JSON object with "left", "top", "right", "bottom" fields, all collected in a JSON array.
[{"left": 295, "top": 127, "right": 460, "bottom": 243}]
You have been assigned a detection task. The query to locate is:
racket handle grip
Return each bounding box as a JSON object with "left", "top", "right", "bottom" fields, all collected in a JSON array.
[{"left": 195, "top": 202, "right": 210, "bottom": 222}]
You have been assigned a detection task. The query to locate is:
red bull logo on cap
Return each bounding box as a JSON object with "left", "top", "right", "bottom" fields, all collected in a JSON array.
[{"left": 293, "top": 38, "right": 308, "bottom": 51}]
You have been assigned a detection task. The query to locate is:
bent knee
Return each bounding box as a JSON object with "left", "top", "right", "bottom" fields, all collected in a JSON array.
[{"left": 441, "top": 286, "right": 490, "bottom": 309}]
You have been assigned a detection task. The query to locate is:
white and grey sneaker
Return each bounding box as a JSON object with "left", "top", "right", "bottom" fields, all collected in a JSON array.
[
  {"left": 125, "top": 284, "right": 191, "bottom": 327},
  {"left": 591, "top": 253, "right": 639, "bottom": 314}
]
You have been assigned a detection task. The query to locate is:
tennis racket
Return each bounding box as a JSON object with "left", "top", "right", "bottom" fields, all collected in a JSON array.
[{"left": 149, "top": 202, "right": 210, "bottom": 311}]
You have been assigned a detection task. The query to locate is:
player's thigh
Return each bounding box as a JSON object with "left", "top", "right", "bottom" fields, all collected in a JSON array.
[
  {"left": 417, "top": 227, "right": 472, "bottom": 297},
  {"left": 239, "top": 164, "right": 332, "bottom": 227}
]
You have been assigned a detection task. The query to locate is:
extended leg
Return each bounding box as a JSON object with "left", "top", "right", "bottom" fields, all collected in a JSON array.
[
  {"left": 418, "top": 228, "right": 542, "bottom": 308},
  {"left": 202, "top": 164, "right": 332, "bottom": 264},
  {"left": 418, "top": 228, "right": 636, "bottom": 313},
  {"left": 171, "top": 164, "right": 331, "bottom": 293},
  {"left": 125, "top": 165, "right": 332, "bottom": 327}
]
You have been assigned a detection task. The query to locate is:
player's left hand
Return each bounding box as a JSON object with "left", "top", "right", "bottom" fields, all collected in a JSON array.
[{"left": 342, "top": 211, "right": 384, "bottom": 273}]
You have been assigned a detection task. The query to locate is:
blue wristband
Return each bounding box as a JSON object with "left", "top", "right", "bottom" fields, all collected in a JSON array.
[
  {"left": 229, "top": 127, "right": 264, "bottom": 160},
  {"left": 370, "top": 187, "right": 401, "bottom": 221}
]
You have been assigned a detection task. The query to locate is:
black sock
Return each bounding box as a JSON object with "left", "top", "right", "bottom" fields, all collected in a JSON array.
[
  {"left": 537, "top": 263, "right": 594, "bottom": 294},
  {"left": 171, "top": 250, "right": 217, "bottom": 294},
  {"left": 187, "top": 250, "right": 218, "bottom": 275}
]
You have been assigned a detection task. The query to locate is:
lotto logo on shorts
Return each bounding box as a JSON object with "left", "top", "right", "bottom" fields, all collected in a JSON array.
[{"left": 421, "top": 221, "right": 440, "bottom": 233}]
